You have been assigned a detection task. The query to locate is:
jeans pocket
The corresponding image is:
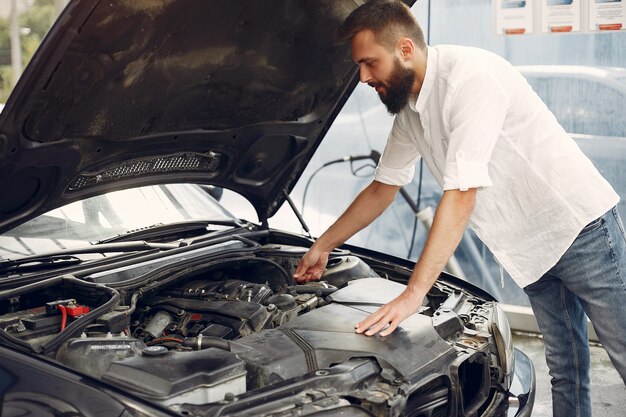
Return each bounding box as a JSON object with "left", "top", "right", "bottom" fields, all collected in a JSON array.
[
  {"left": 613, "top": 207, "right": 626, "bottom": 241},
  {"left": 580, "top": 216, "right": 604, "bottom": 235}
]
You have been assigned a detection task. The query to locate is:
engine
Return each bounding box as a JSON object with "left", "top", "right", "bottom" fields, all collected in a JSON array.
[{"left": 132, "top": 279, "right": 328, "bottom": 344}]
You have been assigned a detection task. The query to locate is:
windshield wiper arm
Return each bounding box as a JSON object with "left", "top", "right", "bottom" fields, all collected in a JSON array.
[
  {"left": 0, "top": 241, "right": 179, "bottom": 273},
  {"left": 0, "top": 255, "right": 83, "bottom": 275},
  {"left": 96, "top": 219, "right": 242, "bottom": 244}
]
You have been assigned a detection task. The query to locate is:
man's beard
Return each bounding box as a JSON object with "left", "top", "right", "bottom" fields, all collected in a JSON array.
[{"left": 371, "top": 58, "right": 415, "bottom": 114}]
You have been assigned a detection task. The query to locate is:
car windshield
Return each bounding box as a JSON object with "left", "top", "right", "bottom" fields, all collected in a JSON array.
[{"left": 0, "top": 184, "right": 236, "bottom": 260}]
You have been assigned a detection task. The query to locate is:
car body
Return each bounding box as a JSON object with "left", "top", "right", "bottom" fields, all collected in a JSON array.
[
  {"left": 517, "top": 65, "right": 626, "bottom": 138},
  {"left": 0, "top": 1, "right": 534, "bottom": 416}
]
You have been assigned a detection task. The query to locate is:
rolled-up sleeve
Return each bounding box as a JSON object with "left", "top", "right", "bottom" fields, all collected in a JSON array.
[
  {"left": 443, "top": 73, "right": 509, "bottom": 191},
  {"left": 373, "top": 114, "right": 421, "bottom": 186}
]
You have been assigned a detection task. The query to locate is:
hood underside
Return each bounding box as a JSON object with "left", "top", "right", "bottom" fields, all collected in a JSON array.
[{"left": 0, "top": 0, "right": 397, "bottom": 232}]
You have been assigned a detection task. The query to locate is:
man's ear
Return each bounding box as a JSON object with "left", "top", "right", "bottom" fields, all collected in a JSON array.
[{"left": 398, "top": 37, "right": 415, "bottom": 61}]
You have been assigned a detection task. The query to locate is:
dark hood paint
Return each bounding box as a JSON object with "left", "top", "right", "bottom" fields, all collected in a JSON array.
[{"left": 0, "top": 0, "right": 401, "bottom": 232}]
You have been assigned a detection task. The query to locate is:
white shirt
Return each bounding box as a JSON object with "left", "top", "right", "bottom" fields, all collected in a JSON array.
[{"left": 374, "top": 45, "right": 619, "bottom": 287}]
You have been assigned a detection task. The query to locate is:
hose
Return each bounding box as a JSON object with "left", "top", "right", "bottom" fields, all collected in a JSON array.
[{"left": 182, "top": 335, "right": 231, "bottom": 351}]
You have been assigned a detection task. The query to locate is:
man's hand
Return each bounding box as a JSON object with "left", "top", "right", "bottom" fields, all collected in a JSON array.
[
  {"left": 293, "top": 248, "right": 330, "bottom": 283},
  {"left": 355, "top": 288, "right": 424, "bottom": 337}
]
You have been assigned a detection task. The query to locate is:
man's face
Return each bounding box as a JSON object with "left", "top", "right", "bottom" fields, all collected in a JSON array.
[{"left": 351, "top": 30, "right": 415, "bottom": 114}]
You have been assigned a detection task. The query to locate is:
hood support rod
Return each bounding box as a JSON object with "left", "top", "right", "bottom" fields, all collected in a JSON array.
[{"left": 284, "top": 193, "right": 313, "bottom": 239}]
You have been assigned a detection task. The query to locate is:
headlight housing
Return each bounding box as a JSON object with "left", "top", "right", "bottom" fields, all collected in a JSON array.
[{"left": 492, "top": 303, "right": 515, "bottom": 390}]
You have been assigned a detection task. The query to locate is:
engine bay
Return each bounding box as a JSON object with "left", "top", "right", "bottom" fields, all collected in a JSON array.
[{"left": 0, "top": 240, "right": 503, "bottom": 415}]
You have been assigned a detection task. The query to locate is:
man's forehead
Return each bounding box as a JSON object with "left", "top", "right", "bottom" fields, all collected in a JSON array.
[
  {"left": 351, "top": 30, "right": 386, "bottom": 63},
  {"left": 351, "top": 29, "right": 377, "bottom": 48}
]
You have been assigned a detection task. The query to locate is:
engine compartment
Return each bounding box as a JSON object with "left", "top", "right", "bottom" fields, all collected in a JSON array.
[{"left": 0, "top": 241, "right": 502, "bottom": 415}]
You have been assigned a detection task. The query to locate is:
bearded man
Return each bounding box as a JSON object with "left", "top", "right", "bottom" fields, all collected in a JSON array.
[{"left": 293, "top": 1, "right": 626, "bottom": 417}]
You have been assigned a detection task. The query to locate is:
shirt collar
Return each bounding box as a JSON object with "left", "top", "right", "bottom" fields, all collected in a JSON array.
[{"left": 409, "top": 46, "right": 437, "bottom": 114}]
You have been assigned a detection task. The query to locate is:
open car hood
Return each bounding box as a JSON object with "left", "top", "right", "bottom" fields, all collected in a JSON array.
[{"left": 0, "top": 0, "right": 399, "bottom": 233}]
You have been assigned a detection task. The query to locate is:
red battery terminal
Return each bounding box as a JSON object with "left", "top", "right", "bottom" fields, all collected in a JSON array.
[{"left": 64, "top": 301, "right": 90, "bottom": 318}]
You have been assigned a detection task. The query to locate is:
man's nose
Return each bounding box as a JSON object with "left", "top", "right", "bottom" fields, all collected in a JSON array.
[{"left": 359, "top": 65, "right": 372, "bottom": 84}]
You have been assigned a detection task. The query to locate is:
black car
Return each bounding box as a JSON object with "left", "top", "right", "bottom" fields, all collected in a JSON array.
[{"left": 0, "top": 1, "right": 534, "bottom": 416}]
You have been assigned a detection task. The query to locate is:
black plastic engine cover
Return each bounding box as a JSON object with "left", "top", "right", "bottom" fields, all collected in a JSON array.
[
  {"left": 101, "top": 348, "right": 246, "bottom": 400},
  {"left": 231, "top": 278, "right": 456, "bottom": 388},
  {"left": 55, "top": 336, "right": 147, "bottom": 379}
]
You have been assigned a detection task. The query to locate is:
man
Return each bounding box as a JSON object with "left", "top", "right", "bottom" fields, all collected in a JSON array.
[{"left": 292, "top": 1, "right": 626, "bottom": 417}]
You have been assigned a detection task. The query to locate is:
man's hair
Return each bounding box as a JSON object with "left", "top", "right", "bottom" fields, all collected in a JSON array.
[{"left": 337, "top": 0, "right": 426, "bottom": 51}]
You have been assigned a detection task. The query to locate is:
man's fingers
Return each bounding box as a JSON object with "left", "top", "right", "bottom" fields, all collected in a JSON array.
[
  {"left": 355, "top": 307, "right": 387, "bottom": 334},
  {"left": 294, "top": 271, "right": 312, "bottom": 283},
  {"left": 355, "top": 313, "right": 378, "bottom": 333},
  {"left": 294, "top": 257, "right": 316, "bottom": 280},
  {"left": 293, "top": 260, "right": 308, "bottom": 278},
  {"left": 379, "top": 320, "right": 399, "bottom": 337},
  {"left": 356, "top": 304, "right": 404, "bottom": 336},
  {"left": 364, "top": 315, "right": 392, "bottom": 336},
  {"left": 295, "top": 274, "right": 311, "bottom": 283},
  {"left": 294, "top": 268, "right": 323, "bottom": 283},
  {"left": 355, "top": 292, "right": 420, "bottom": 337}
]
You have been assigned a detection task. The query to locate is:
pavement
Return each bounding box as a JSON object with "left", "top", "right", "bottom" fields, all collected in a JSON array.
[{"left": 512, "top": 333, "right": 625, "bottom": 417}]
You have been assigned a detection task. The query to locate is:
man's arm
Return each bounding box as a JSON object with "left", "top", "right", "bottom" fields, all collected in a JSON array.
[
  {"left": 293, "top": 180, "right": 400, "bottom": 283},
  {"left": 355, "top": 187, "right": 477, "bottom": 336}
]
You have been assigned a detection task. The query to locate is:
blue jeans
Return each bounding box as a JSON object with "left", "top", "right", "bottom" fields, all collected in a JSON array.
[{"left": 523, "top": 206, "right": 626, "bottom": 417}]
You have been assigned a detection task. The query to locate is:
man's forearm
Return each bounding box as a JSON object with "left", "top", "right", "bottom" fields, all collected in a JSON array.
[
  {"left": 313, "top": 180, "right": 400, "bottom": 252},
  {"left": 354, "top": 188, "right": 478, "bottom": 337},
  {"left": 294, "top": 180, "right": 400, "bottom": 283},
  {"left": 407, "top": 188, "right": 477, "bottom": 298}
]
